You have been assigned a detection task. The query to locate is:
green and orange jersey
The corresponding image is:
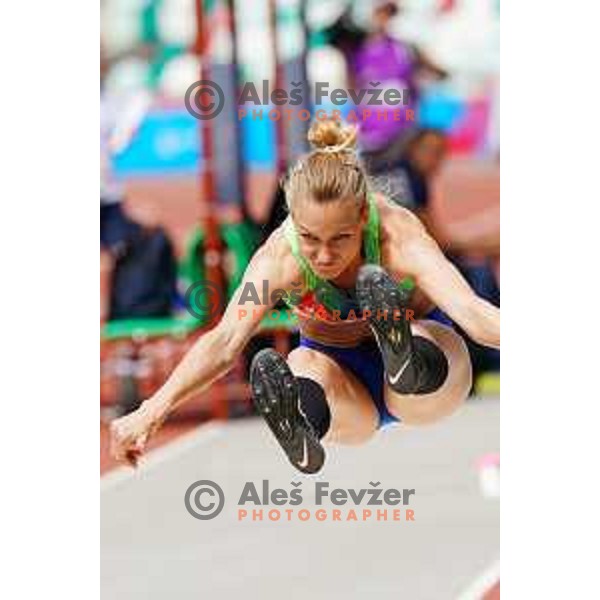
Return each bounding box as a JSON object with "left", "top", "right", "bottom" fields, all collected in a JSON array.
[{"left": 282, "top": 193, "right": 417, "bottom": 346}]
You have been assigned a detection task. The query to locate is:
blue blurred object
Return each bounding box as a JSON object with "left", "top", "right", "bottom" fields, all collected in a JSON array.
[
  {"left": 418, "top": 91, "right": 466, "bottom": 131},
  {"left": 113, "top": 107, "right": 279, "bottom": 175},
  {"left": 112, "top": 91, "right": 471, "bottom": 177},
  {"left": 113, "top": 109, "right": 200, "bottom": 176},
  {"left": 240, "top": 107, "right": 276, "bottom": 169}
]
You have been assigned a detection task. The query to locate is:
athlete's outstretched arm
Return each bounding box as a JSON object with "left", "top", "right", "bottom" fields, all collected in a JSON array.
[
  {"left": 110, "top": 234, "right": 298, "bottom": 466},
  {"left": 397, "top": 222, "right": 500, "bottom": 349}
]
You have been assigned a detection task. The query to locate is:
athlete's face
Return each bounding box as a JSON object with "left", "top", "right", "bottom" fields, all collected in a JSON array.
[{"left": 291, "top": 197, "right": 367, "bottom": 280}]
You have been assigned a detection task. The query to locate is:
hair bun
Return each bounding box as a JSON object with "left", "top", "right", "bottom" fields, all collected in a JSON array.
[{"left": 307, "top": 118, "right": 357, "bottom": 152}]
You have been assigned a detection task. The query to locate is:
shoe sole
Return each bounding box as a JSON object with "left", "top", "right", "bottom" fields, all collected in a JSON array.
[
  {"left": 250, "top": 349, "right": 325, "bottom": 474},
  {"left": 356, "top": 265, "right": 414, "bottom": 386}
]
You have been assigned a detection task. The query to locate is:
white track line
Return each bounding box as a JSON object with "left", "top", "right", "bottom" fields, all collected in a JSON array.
[
  {"left": 101, "top": 421, "right": 226, "bottom": 493},
  {"left": 456, "top": 559, "right": 500, "bottom": 600}
]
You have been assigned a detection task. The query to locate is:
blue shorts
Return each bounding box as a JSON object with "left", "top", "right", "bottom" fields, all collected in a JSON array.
[
  {"left": 298, "top": 310, "right": 454, "bottom": 428},
  {"left": 299, "top": 336, "right": 398, "bottom": 427}
]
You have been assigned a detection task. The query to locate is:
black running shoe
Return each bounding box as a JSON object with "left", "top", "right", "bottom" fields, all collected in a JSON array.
[
  {"left": 356, "top": 265, "right": 415, "bottom": 391},
  {"left": 250, "top": 349, "right": 325, "bottom": 474}
]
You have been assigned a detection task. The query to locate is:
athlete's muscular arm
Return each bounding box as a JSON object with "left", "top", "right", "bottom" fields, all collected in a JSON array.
[
  {"left": 382, "top": 206, "right": 500, "bottom": 349},
  {"left": 110, "top": 228, "right": 300, "bottom": 466}
]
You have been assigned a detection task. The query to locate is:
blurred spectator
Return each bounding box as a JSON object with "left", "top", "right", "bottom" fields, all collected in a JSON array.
[
  {"left": 101, "top": 55, "right": 177, "bottom": 321},
  {"left": 378, "top": 127, "right": 448, "bottom": 212},
  {"left": 100, "top": 55, "right": 150, "bottom": 250},
  {"left": 342, "top": 0, "right": 448, "bottom": 171}
]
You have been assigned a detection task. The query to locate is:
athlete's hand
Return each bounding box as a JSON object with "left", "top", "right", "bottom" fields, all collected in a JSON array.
[{"left": 109, "top": 400, "right": 166, "bottom": 468}]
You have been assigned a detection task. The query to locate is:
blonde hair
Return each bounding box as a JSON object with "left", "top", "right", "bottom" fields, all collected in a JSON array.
[{"left": 284, "top": 119, "right": 368, "bottom": 211}]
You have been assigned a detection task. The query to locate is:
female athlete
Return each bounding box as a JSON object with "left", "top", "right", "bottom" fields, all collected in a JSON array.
[{"left": 110, "top": 119, "right": 500, "bottom": 474}]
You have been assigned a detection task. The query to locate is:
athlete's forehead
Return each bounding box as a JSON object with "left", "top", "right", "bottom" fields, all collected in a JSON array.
[{"left": 291, "top": 197, "right": 363, "bottom": 238}]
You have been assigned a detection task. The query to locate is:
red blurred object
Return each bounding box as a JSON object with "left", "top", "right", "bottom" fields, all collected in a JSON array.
[
  {"left": 484, "top": 581, "right": 500, "bottom": 599},
  {"left": 438, "top": 0, "right": 456, "bottom": 14},
  {"left": 448, "top": 98, "right": 491, "bottom": 155}
]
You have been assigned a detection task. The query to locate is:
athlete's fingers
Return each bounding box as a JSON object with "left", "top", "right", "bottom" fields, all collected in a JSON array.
[
  {"left": 110, "top": 428, "right": 134, "bottom": 465},
  {"left": 125, "top": 434, "right": 148, "bottom": 468},
  {"left": 108, "top": 422, "right": 123, "bottom": 461},
  {"left": 125, "top": 448, "right": 140, "bottom": 468}
]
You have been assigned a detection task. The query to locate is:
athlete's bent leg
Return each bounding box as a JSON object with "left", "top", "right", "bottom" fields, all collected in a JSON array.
[
  {"left": 357, "top": 265, "right": 471, "bottom": 425},
  {"left": 287, "top": 347, "right": 379, "bottom": 445},
  {"left": 384, "top": 320, "right": 471, "bottom": 425},
  {"left": 250, "top": 346, "right": 379, "bottom": 473}
]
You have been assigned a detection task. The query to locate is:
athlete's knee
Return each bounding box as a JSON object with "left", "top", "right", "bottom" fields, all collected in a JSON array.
[
  {"left": 287, "top": 348, "right": 337, "bottom": 382},
  {"left": 415, "top": 320, "right": 466, "bottom": 355},
  {"left": 433, "top": 327, "right": 472, "bottom": 384},
  {"left": 287, "top": 347, "right": 319, "bottom": 372}
]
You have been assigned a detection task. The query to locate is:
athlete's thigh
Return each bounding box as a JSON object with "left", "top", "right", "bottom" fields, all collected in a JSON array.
[
  {"left": 384, "top": 320, "right": 472, "bottom": 425},
  {"left": 287, "top": 347, "right": 379, "bottom": 445}
]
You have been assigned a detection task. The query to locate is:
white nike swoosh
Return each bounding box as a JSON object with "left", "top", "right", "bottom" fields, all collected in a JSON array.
[
  {"left": 388, "top": 359, "right": 410, "bottom": 385},
  {"left": 297, "top": 435, "right": 310, "bottom": 469}
]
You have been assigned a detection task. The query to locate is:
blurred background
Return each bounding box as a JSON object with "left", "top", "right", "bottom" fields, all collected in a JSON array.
[
  {"left": 100, "top": 0, "right": 499, "bottom": 447},
  {"left": 101, "top": 3, "right": 499, "bottom": 596},
  {"left": 100, "top": 0, "right": 499, "bottom": 457}
]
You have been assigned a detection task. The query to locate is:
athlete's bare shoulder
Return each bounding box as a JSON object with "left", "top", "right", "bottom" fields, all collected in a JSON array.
[
  {"left": 373, "top": 191, "right": 427, "bottom": 245},
  {"left": 373, "top": 191, "right": 439, "bottom": 285}
]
